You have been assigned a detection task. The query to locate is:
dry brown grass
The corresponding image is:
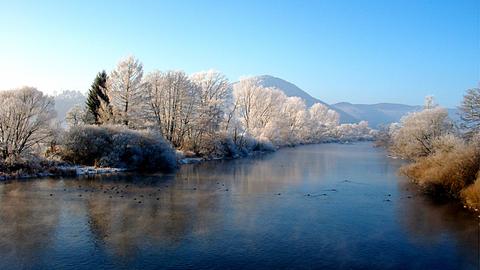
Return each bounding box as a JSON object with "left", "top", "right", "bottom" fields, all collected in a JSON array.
[
  {"left": 461, "top": 174, "right": 480, "bottom": 209},
  {"left": 400, "top": 142, "right": 480, "bottom": 197}
]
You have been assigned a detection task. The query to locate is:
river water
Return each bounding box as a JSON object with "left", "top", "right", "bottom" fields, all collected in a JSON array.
[{"left": 0, "top": 143, "right": 478, "bottom": 269}]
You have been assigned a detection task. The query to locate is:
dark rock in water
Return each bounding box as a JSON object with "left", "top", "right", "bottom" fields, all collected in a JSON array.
[
  {"left": 384, "top": 199, "right": 391, "bottom": 202},
  {"left": 193, "top": 188, "right": 197, "bottom": 190},
  {"left": 156, "top": 198, "right": 160, "bottom": 200},
  {"left": 78, "top": 194, "right": 82, "bottom": 197},
  {"left": 138, "top": 201, "right": 142, "bottom": 204},
  {"left": 277, "top": 193, "right": 281, "bottom": 195},
  {"left": 50, "top": 194, "right": 53, "bottom": 196},
  {"left": 307, "top": 194, "right": 311, "bottom": 196},
  {"left": 225, "top": 189, "right": 229, "bottom": 191}
]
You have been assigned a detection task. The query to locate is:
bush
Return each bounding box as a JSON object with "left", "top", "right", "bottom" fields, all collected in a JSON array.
[
  {"left": 461, "top": 174, "right": 480, "bottom": 209},
  {"left": 59, "top": 125, "right": 177, "bottom": 172},
  {"left": 400, "top": 137, "right": 480, "bottom": 196},
  {"left": 0, "top": 157, "right": 75, "bottom": 178}
]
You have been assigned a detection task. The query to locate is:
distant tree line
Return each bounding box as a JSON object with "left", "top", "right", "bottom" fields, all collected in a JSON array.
[
  {"left": 0, "top": 55, "right": 375, "bottom": 174},
  {"left": 68, "top": 55, "right": 374, "bottom": 156}
]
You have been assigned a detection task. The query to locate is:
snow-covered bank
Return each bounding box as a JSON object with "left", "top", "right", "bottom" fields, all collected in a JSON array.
[{"left": 0, "top": 165, "right": 128, "bottom": 181}]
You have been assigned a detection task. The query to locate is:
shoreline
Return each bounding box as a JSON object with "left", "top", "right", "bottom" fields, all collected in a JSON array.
[{"left": 0, "top": 139, "right": 374, "bottom": 182}]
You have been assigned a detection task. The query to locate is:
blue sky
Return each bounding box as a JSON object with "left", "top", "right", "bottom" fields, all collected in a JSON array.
[{"left": 0, "top": 0, "right": 478, "bottom": 107}]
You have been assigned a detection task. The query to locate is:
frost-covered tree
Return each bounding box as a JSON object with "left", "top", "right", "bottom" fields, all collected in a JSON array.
[
  {"left": 144, "top": 70, "right": 199, "bottom": 147},
  {"left": 459, "top": 87, "right": 480, "bottom": 134},
  {"left": 188, "top": 70, "right": 231, "bottom": 153},
  {"left": 107, "top": 56, "right": 146, "bottom": 127},
  {"left": 66, "top": 105, "right": 93, "bottom": 127},
  {"left": 86, "top": 70, "right": 110, "bottom": 124},
  {"left": 277, "top": 97, "right": 308, "bottom": 145},
  {"left": 335, "top": 121, "right": 372, "bottom": 141},
  {"left": 424, "top": 95, "right": 437, "bottom": 109},
  {"left": 391, "top": 106, "right": 454, "bottom": 159},
  {"left": 0, "top": 87, "right": 56, "bottom": 161},
  {"left": 232, "top": 78, "right": 285, "bottom": 142},
  {"left": 307, "top": 103, "right": 339, "bottom": 142}
]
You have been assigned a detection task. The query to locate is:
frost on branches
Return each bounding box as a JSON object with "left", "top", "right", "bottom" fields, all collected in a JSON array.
[{"left": 73, "top": 57, "right": 375, "bottom": 159}]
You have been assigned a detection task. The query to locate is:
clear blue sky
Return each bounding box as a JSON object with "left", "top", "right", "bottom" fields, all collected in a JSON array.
[{"left": 1, "top": 0, "right": 478, "bottom": 107}]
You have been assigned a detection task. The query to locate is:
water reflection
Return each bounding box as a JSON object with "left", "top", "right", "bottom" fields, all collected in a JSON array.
[
  {"left": 0, "top": 143, "right": 477, "bottom": 269},
  {"left": 396, "top": 180, "right": 479, "bottom": 267},
  {"left": 0, "top": 181, "right": 61, "bottom": 267}
]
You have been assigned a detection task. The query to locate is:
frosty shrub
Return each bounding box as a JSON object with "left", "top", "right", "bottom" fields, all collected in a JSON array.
[{"left": 60, "top": 125, "right": 177, "bottom": 172}]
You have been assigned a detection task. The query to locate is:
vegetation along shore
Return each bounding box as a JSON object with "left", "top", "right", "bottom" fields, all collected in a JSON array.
[
  {"left": 0, "top": 56, "right": 374, "bottom": 180},
  {"left": 376, "top": 89, "right": 480, "bottom": 210}
]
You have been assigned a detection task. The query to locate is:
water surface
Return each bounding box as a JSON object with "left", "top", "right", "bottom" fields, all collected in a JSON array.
[{"left": 0, "top": 143, "right": 478, "bottom": 269}]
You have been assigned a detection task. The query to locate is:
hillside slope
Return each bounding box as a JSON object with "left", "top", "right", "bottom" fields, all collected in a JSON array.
[{"left": 248, "top": 75, "right": 358, "bottom": 123}]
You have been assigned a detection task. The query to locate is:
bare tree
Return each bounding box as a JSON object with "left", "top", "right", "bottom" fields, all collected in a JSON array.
[
  {"left": 66, "top": 105, "right": 93, "bottom": 127},
  {"left": 0, "top": 87, "right": 56, "bottom": 161},
  {"left": 233, "top": 78, "right": 285, "bottom": 137},
  {"left": 459, "top": 87, "right": 480, "bottom": 134},
  {"left": 144, "top": 70, "right": 198, "bottom": 147},
  {"left": 189, "top": 70, "right": 231, "bottom": 153},
  {"left": 107, "top": 55, "right": 146, "bottom": 127}
]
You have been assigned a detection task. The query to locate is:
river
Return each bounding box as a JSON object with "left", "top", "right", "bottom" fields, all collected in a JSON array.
[{"left": 0, "top": 142, "right": 478, "bottom": 269}]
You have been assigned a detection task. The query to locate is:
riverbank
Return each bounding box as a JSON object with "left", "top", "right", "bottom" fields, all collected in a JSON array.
[
  {"left": 0, "top": 139, "right": 373, "bottom": 181},
  {"left": 0, "top": 164, "right": 129, "bottom": 181}
]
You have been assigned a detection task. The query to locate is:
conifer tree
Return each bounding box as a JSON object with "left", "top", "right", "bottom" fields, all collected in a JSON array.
[{"left": 86, "top": 70, "right": 109, "bottom": 124}]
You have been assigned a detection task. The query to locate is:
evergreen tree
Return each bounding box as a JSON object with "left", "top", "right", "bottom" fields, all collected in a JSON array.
[{"left": 86, "top": 70, "right": 109, "bottom": 124}]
